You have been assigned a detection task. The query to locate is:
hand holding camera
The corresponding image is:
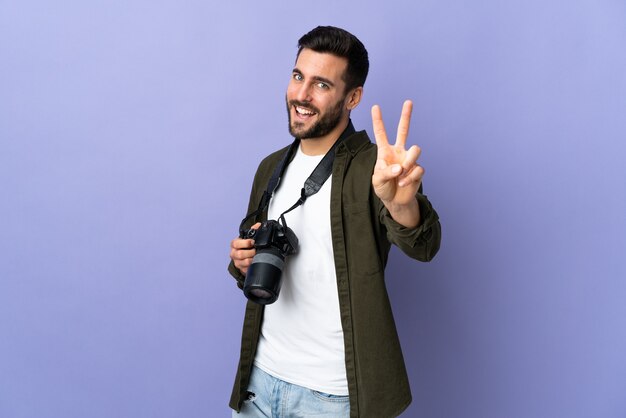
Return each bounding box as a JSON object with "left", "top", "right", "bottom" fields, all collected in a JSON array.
[
  {"left": 238, "top": 220, "right": 299, "bottom": 305},
  {"left": 230, "top": 222, "right": 261, "bottom": 275}
]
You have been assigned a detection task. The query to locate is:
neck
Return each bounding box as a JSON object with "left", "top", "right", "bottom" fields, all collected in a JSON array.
[{"left": 299, "top": 118, "right": 350, "bottom": 156}]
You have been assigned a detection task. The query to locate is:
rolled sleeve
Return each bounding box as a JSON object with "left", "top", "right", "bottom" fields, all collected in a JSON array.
[{"left": 380, "top": 193, "right": 441, "bottom": 262}]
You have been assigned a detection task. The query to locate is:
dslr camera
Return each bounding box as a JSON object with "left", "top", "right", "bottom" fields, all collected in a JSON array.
[{"left": 240, "top": 219, "right": 298, "bottom": 305}]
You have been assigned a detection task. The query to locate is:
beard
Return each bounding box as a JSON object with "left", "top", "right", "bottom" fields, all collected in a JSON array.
[{"left": 286, "top": 95, "right": 345, "bottom": 140}]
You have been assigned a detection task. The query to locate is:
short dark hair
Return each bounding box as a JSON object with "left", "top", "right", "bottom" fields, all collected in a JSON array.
[{"left": 297, "top": 26, "right": 369, "bottom": 92}]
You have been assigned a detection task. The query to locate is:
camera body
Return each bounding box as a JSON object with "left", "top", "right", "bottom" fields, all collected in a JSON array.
[{"left": 240, "top": 220, "right": 298, "bottom": 304}]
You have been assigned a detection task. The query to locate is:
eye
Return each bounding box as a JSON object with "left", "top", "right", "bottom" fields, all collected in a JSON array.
[
  {"left": 316, "top": 82, "right": 329, "bottom": 90},
  {"left": 293, "top": 73, "right": 303, "bottom": 81}
]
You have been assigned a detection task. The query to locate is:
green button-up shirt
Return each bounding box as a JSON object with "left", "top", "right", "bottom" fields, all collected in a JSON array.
[{"left": 228, "top": 129, "right": 441, "bottom": 417}]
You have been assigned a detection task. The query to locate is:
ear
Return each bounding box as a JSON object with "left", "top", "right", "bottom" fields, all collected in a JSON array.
[{"left": 345, "top": 87, "right": 363, "bottom": 110}]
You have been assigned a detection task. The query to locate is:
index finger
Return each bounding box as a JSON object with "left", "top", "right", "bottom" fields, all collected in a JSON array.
[
  {"left": 232, "top": 237, "right": 254, "bottom": 250},
  {"left": 395, "top": 100, "right": 413, "bottom": 148},
  {"left": 371, "top": 104, "right": 389, "bottom": 147}
]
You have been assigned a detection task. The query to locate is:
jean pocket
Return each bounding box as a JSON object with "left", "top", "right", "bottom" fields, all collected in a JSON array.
[{"left": 310, "top": 390, "right": 350, "bottom": 403}]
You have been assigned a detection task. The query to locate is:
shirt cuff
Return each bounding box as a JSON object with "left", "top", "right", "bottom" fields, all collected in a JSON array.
[{"left": 382, "top": 193, "right": 439, "bottom": 248}]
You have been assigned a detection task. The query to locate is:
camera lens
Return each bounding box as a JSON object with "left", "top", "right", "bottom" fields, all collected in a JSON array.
[
  {"left": 243, "top": 247, "right": 285, "bottom": 305},
  {"left": 249, "top": 288, "right": 273, "bottom": 299}
]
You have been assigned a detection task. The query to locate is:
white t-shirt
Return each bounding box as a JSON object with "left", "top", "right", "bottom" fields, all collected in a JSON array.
[{"left": 254, "top": 144, "right": 348, "bottom": 395}]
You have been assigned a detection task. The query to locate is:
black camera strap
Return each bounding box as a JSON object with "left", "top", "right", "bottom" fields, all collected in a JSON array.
[{"left": 239, "top": 121, "right": 355, "bottom": 236}]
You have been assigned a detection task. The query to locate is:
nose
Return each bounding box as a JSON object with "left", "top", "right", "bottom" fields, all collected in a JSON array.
[{"left": 294, "top": 83, "right": 312, "bottom": 103}]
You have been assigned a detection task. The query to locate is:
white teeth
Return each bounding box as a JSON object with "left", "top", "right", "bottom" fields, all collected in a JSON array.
[{"left": 296, "top": 106, "right": 314, "bottom": 115}]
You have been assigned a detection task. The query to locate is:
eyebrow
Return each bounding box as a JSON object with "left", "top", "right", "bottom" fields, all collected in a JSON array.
[{"left": 292, "top": 67, "right": 336, "bottom": 88}]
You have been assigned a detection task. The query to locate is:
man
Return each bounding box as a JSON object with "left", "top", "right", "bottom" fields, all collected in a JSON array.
[{"left": 228, "top": 26, "right": 441, "bottom": 417}]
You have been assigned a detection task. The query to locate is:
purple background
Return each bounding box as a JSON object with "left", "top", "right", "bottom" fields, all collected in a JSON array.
[{"left": 1, "top": 1, "right": 625, "bottom": 417}]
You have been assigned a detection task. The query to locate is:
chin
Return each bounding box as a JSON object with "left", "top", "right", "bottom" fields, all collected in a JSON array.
[{"left": 289, "top": 123, "right": 307, "bottom": 138}]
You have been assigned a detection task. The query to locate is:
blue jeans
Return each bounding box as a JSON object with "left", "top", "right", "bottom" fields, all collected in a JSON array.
[{"left": 232, "top": 365, "right": 350, "bottom": 418}]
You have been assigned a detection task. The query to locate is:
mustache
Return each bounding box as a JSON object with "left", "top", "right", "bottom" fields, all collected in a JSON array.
[{"left": 289, "top": 100, "right": 319, "bottom": 114}]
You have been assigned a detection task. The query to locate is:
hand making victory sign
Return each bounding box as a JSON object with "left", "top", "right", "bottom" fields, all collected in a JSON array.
[{"left": 371, "top": 100, "right": 424, "bottom": 228}]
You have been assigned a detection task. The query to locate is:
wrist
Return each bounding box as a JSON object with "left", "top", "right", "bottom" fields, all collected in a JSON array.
[{"left": 383, "top": 198, "right": 421, "bottom": 228}]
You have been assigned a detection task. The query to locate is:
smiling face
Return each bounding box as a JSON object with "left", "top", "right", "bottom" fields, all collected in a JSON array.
[{"left": 286, "top": 48, "right": 360, "bottom": 146}]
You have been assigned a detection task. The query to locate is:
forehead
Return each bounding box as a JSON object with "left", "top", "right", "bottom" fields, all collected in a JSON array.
[{"left": 294, "top": 48, "right": 348, "bottom": 83}]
